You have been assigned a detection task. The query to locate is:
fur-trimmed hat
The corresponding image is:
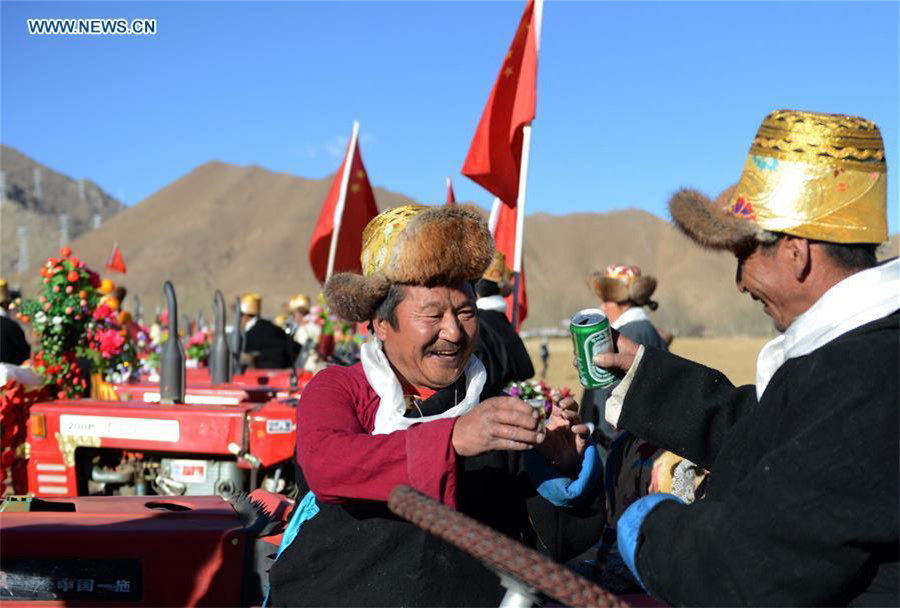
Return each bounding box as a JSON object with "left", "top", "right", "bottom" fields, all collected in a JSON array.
[
  {"left": 589, "top": 264, "right": 658, "bottom": 309},
  {"left": 241, "top": 292, "right": 262, "bottom": 316},
  {"left": 325, "top": 204, "right": 494, "bottom": 322},
  {"left": 481, "top": 251, "right": 514, "bottom": 297},
  {"left": 670, "top": 109, "right": 887, "bottom": 252}
]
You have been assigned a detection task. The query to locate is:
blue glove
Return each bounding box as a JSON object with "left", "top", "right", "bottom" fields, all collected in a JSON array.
[
  {"left": 617, "top": 493, "right": 684, "bottom": 589},
  {"left": 524, "top": 442, "right": 603, "bottom": 508}
]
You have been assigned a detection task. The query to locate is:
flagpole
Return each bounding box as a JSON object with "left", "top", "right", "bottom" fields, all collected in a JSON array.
[
  {"left": 511, "top": 0, "right": 543, "bottom": 330},
  {"left": 488, "top": 197, "right": 502, "bottom": 235},
  {"left": 326, "top": 120, "right": 360, "bottom": 282}
]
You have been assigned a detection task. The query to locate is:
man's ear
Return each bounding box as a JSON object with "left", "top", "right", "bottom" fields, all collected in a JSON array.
[
  {"left": 783, "top": 236, "right": 811, "bottom": 281},
  {"left": 372, "top": 317, "right": 391, "bottom": 341}
]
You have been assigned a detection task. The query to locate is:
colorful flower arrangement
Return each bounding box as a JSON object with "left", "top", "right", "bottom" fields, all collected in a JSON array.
[
  {"left": 16, "top": 247, "right": 141, "bottom": 396},
  {"left": 17, "top": 247, "right": 102, "bottom": 398},
  {"left": 83, "top": 301, "right": 138, "bottom": 384},
  {"left": 310, "top": 293, "right": 366, "bottom": 365},
  {"left": 186, "top": 328, "right": 212, "bottom": 366},
  {"left": 504, "top": 379, "right": 574, "bottom": 415}
]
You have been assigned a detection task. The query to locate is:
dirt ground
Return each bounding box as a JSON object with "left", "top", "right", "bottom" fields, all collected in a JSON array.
[{"left": 524, "top": 335, "right": 770, "bottom": 393}]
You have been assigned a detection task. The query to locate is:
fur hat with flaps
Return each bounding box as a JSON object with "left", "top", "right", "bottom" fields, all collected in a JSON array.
[
  {"left": 325, "top": 204, "right": 494, "bottom": 322},
  {"left": 670, "top": 109, "right": 887, "bottom": 253},
  {"left": 590, "top": 264, "right": 658, "bottom": 309}
]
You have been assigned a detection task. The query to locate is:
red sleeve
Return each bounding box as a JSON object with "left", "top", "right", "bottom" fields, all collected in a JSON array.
[{"left": 297, "top": 366, "right": 460, "bottom": 507}]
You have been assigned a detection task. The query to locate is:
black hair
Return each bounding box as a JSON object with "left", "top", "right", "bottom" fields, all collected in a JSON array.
[
  {"left": 372, "top": 283, "right": 407, "bottom": 330},
  {"left": 756, "top": 233, "right": 879, "bottom": 272},
  {"left": 474, "top": 279, "right": 500, "bottom": 298}
]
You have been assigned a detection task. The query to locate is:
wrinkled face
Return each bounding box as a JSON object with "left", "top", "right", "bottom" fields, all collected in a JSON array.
[
  {"left": 735, "top": 241, "right": 798, "bottom": 332},
  {"left": 375, "top": 283, "right": 478, "bottom": 390}
]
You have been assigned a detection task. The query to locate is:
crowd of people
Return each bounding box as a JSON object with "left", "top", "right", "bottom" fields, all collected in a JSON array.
[{"left": 1, "top": 109, "right": 897, "bottom": 606}]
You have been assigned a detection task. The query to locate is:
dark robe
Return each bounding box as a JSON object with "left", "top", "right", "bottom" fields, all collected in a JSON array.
[
  {"left": 581, "top": 318, "right": 667, "bottom": 432},
  {"left": 243, "top": 318, "right": 293, "bottom": 369},
  {"left": 268, "top": 364, "right": 605, "bottom": 607},
  {"left": 0, "top": 315, "right": 30, "bottom": 365},
  {"left": 474, "top": 308, "right": 535, "bottom": 395},
  {"left": 619, "top": 312, "right": 899, "bottom": 606}
]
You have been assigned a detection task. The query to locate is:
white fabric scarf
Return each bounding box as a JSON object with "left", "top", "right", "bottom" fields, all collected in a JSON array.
[
  {"left": 476, "top": 295, "right": 508, "bottom": 314},
  {"left": 612, "top": 306, "right": 650, "bottom": 330},
  {"left": 756, "top": 258, "right": 900, "bottom": 399},
  {"left": 361, "top": 339, "right": 487, "bottom": 435}
]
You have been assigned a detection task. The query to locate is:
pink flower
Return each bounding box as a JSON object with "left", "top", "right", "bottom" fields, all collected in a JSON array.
[
  {"left": 96, "top": 328, "right": 125, "bottom": 358},
  {"left": 93, "top": 304, "right": 111, "bottom": 321},
  {"left": 188, "top": 331, "right": 207, "bottom": 346}
]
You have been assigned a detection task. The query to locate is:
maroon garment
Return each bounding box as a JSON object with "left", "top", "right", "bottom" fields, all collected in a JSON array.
[{"left": 296, "top": 363, "right": 460, "bottom": 507}]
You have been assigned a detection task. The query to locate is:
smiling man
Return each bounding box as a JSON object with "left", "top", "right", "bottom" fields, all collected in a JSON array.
[
  {"left": 594, "top": 110, "right": 899, "bottom": 605},
  {"left": 268, "top": 205, "right": 605, "bottom": 607}
]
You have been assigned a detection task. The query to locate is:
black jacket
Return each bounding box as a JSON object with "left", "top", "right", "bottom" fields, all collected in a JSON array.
[
  {"left": 622, "top": 312, "right": 899, "bottom": 606},
  {"left": 0, "top": 315, "right": 30, "bottom": 365},
  {"left": 243, "top": 318, "right": 293, "bottom": 369},
  {"left": 474, "top": 309, "right": 535, "bottom": 395}
]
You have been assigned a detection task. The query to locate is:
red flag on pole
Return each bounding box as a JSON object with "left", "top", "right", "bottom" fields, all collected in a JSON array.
[
  {"left": 106, "top": 243, "right": 127, "bottom": 274},
  {"left": 461, "top": 0, "right": 538, "bottom": 206},
  {"left": 490, "top": 198, "right": 527, "bottom": 328},
  {"left": 446, "top": 177, "right": 456, "bottom": 206},
  {"left": 309, "top": 122, "right": 379, "bottom": 285}
]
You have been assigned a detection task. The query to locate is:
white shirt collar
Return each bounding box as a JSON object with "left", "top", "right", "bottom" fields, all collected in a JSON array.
[
  {"left": 243, "top": 316, "right": 258, "bottom": 333},
  {"left": 756, "top": 258, "right": 900, "bottom": 399},
  {"left": 611, "top": 306, "right": 649, "bottom": 330},
  {"left": 476, "top": 295, "right": 508, "bottom": 314}
]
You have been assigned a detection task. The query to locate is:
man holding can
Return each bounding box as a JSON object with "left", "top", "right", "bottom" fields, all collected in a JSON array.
[
  {"left": 268, "top": 205, "right": 604, "bottom": 606},
  {"left": 592, "top": 110, "right": 898, "bottom": 605}
]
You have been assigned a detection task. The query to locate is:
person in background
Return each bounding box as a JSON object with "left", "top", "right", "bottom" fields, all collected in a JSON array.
[
  {"left": 0, "top": 279, "right": 30, "bottom": 365},
  {"left": 287, "top": 293, "right": 322, "bottom": 373},
  {"left": 473, "top": 252, "right": 534, "bottom": 395},
  {"left": 580, "top": 264, "right": 667, "bottom": 438},
  {"left": 540, "top": 336, "right": 550, "bottom": 379},
  {"left": 239, "top": 293, "right": 295, "bottom": 369},
  {"left": 597, "top": 110, "right": 897, "bottom": 606}
]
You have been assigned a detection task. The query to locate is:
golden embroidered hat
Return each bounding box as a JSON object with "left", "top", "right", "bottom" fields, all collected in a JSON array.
[
  {"left": 325, "top": 204, "right": 494, "bottom": 322},
  {"left": 481, "top": 251, "right": 514, "bottom": 296},
  {"left": 589, "top": 264, "right": 658, "bottom": 307},
  {"left": 240, "top": 292, "right": 262, "bottom": 316},
  {"left": 670, "top": 110, "right": 887, "bottom": 251},
  {"left": 0, "top": 279, "right": 7, "bottom": 303},
  {"left": 289, "top": 294, "right": 311, "bottom": 312}
]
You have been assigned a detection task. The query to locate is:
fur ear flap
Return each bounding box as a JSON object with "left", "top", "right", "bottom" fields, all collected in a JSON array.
[
  {"left": 588, "top": 274, "right": 629, "bottom": 303},
  {"left": 669, "top": 188, "right": 759, "bottom": 251},
  {"left": 324, "top": 272, "right": 392, "bottom": 323},
  {"left": 386, "top": 205, "right": 494, "bottom": 285},
  {"left": 629, "top": 276, "right": 657, "bottom": 306}
]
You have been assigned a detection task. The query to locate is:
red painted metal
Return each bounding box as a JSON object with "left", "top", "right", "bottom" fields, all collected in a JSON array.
[{"left": 0, "top": 495, "right": 245, "bottom": 606}]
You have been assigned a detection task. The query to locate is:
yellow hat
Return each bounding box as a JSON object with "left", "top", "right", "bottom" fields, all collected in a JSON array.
[
  {"left": 670, "top": 110, "right": 887, "bottom": 251},
  {"left": 98, "top": 278, "right": 116, "bottom": 295},
  {"left": 325, "top": 204, "right": 494, "bottom": 322},
  {"left": 289, "top": 294, "right": 311, "bottom": 312},
  {"left": 241, "top": 292, "right": 262, "bottom": 316},
  {"left": 481, "top": 251, "right": 514, "bottom": 296},
  {"left": 0, "top": 279, "right": 7, "bottom": 302},
  {"left": 273, "top": 312, "right": 287, "bottom": 328}
]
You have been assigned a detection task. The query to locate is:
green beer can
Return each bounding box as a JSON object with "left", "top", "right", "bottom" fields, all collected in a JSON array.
[{"left": 570, "top": 308, "right": 616, "bottom": 389}]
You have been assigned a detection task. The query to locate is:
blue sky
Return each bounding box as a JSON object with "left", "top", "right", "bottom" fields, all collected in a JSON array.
[{"left": 2, "top": 1, "right": 898, "bottom": 231}]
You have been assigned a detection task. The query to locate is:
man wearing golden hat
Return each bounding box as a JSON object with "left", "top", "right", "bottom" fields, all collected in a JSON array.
[
  {"left": 239, "top": 292, "right": 294, "bottom": 369},
  {"left": 592, "top": 110, "right": 898, "bottom": 605},
  {"left": 0, "top": 279, "right": 30, "bottom": 365},
  {"left": 473, "top": 251, "right": 535, "bottom": 394},
  {"left": 268, "top": 205, "right": 605, "bottom": 606}
]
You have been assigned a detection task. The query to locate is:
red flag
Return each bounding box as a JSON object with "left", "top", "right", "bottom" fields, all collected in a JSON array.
[
  {"left": 446, "top": 177, "right": 456, "bottom": 206},
  {"left": 309, "top": 128, "right": 379, "bottom": 284},
  {"left": 106, "top": 243, "right": 127, "bottom": 274},
  {"left": 492, "top": 199, "right": 527, "bottom": 329},
  {"left": 461, "top": 0, "right": 538, "bottom": 205}
]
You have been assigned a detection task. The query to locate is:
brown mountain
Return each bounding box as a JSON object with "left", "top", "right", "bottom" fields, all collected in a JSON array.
[
  {"left": 13, "top": 160, "right": 897, "bottom": 337},
  {"left": 1, "top": 145, "right": 124, "bottom": 278}
]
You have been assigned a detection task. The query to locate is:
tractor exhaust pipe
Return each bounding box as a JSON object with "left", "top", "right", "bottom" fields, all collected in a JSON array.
[{"left": 159, "top": 281, "right": 185, "bottom": 404}]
